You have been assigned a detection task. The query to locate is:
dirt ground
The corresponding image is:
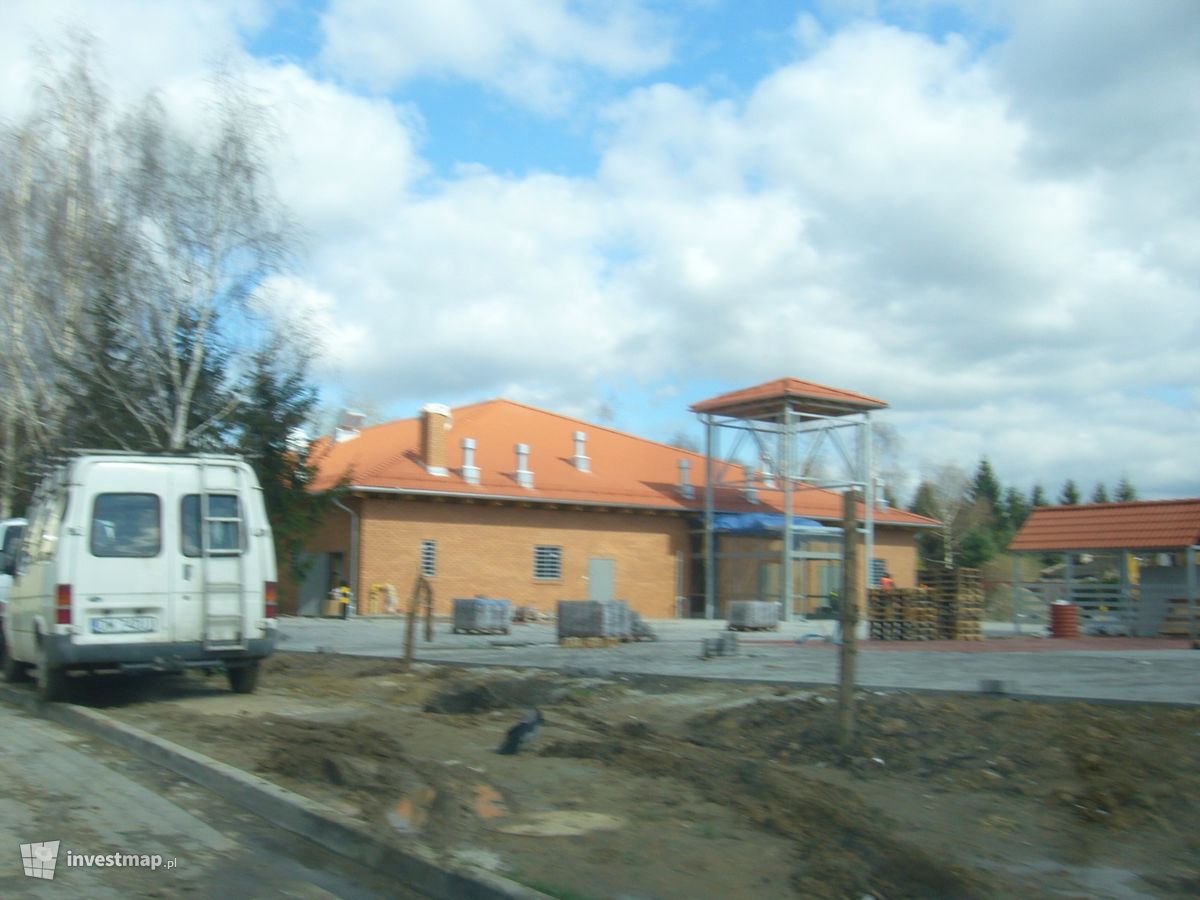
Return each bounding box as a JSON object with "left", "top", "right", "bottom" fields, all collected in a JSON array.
[{"left": 85, "top": 655, "right": 1200, "bottom": 899}]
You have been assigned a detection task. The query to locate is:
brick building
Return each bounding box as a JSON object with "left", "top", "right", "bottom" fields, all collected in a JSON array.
[{"left": 293, "top": 387, "right": 939, "bottom": 618}]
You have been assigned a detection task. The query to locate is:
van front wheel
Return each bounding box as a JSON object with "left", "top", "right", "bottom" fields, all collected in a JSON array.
[
  {"left": 36, "top": 649, "right": 68, "bottom": 702},
  {"left": 227, "top": 662, "right": 260, "bottom": 694}
]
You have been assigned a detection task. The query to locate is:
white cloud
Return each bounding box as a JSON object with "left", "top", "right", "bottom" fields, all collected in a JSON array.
[
  {"left": 0, "top": 0, "right": 268, "bottom": 118},
  {"left": 318, "top": 0, "right": 672, "bottom": 112},
  {"left": 252, "top": 63, "right": 427, "bottom": 238}
]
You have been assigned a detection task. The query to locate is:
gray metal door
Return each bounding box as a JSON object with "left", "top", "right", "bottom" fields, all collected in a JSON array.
[
  {"left": 297, "top": 553, "right": 331, "bottom": 616},
  {"left": 588, "top": 558, "right": 615, "bottom": 602}
]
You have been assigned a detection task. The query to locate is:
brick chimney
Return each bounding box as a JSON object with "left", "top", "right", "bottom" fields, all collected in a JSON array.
[{"left": 420, "top": 404, "right": 451, "bottom": 476}]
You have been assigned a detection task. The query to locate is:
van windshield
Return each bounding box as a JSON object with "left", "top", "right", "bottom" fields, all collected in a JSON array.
[
  {"left": 181, "top": 494, "right": 243, "bottom": 556},
  {"left": 91, "top": 494, "right": 161, "bottom": 558}
]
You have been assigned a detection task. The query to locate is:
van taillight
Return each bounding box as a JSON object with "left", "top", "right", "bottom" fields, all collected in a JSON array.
[
  {"left": 56, "top": 584, "right": 72, "bottom": 625},
  {"left": 265, "top": 582, "right": 278, "bottom": 619}
]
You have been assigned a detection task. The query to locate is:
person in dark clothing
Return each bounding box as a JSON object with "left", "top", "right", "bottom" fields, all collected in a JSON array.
[{"left": 497, "top": 709, "right": 543, "bottom": 755}]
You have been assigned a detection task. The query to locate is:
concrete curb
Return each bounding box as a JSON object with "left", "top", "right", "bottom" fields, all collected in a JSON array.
[{"left": 1, "top": 685, "right": 551, "bottom": 900}]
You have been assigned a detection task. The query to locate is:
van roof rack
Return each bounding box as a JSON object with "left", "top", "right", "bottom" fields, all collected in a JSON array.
[{"left": 55, "top": 449, "right": 253, "bottom": 463}]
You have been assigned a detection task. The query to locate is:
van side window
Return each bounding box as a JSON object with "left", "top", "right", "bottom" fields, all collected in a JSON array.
[
  {"left": 2, "top": 524, "right": 24, "bottom": 569},
  {"left": 181, "top": 494, "right": 243, "bottom": 556},
  {"left": 91, "top": 494, "right": 161, "bottom": 558}
]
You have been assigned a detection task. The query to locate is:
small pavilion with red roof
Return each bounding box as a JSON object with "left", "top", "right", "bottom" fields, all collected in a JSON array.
[
  {"left": 689, "top": 377, "right": 896, "bottom": 621},
  {"left": 1008, "top": 500, "right": 1200, "bottom": 641}
]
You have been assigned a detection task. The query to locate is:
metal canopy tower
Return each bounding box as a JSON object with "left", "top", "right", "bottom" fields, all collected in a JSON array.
[{"left": 690, "top": 377, "right": 887, "bottom": 621}]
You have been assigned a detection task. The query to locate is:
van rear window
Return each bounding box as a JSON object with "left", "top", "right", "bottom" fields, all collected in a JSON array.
[
  {"left": 182, "top": 494, "right": 243, "bottom": 556},
  {"left": 91, "top": 494, "right": 161, "bottom": 558}
]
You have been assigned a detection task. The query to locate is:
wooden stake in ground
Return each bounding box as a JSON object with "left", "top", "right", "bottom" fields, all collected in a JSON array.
[
  {"left": 403, "top": 574, "right": 432, "bottom": 671},
  {"left": 423, "top": 580, "right": 435, "bottom": 643},
  {"left": 838, "top": 489, "right": 860, "bottom": 757}
]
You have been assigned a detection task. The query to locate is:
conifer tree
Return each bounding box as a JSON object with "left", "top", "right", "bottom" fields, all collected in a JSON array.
[
  {"left": 1114, "top": 477, "right": 1137, "bottom": 502},
  {"left": 1059, "top": 479, "right": 1081, "bottom": 505},
  {"left": 231, "top": 342, "right": 340, "bottom": 583}
]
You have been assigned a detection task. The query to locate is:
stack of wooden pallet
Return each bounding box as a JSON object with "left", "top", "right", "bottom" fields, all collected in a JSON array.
[
  {"left": 1159, "top": 598, "right": 1200, "bottom": 638},
  {"left": 919, "top": 568, "right": 985, "bottom": 640},
  {"left": 867, "top": 588, "right": 937, "bottom": 640}
]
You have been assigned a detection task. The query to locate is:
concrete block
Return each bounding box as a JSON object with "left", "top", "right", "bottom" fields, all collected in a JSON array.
[
  {"left": 729, "top": 601, "right": 779, "bottom": 630},
  {"left": 557, "top": 600, "right": 629, "bottom": 638}
]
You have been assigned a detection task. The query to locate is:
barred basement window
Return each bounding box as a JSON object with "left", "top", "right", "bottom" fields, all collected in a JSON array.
[
  {"left": 533, "top": 545, "right": 562, "bottom": 580},
  {"left": 421, "top": 540, "right": 437, "bottom": 578}
]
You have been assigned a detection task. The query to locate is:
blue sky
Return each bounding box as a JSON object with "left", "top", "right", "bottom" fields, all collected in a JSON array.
[{"left": 1, "top": 0, "right": 1198, "bottom": 501}]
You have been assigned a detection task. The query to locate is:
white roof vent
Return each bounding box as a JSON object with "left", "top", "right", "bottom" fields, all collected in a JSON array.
[
  {"left": 334, "top": 410, "right": 366, "bottom": 443},
  {"left": 516, "top": 443, "right": 534, "bottom": 489}
]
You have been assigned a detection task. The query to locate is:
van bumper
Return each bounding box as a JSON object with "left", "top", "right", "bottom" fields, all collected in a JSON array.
[{"left": 42, "top": 633, "right": 277, "bottom": 672}]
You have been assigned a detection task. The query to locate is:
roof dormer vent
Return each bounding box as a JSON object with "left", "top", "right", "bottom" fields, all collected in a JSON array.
[
  {"left": 334, "top": 410, "right": 365, "bottom": 443},
  {"left": 462, "top": 437, "right": 480, "bottom": 485},
  {"left": 573, "top": 431, "right": 591, "bottom": 473},
  {"left": 678, "top": 459, "right": 694, "bottom": 500},
  {"left": 515, "top": 443, "right": 534, "bottom": 489}
]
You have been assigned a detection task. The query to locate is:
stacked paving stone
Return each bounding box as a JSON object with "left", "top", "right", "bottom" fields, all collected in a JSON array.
[
  {"left": 727, "top": 600, "right": 780, "bottom": 632},
  {"left": 867, "top": 588, "right": 938, "bottom": 641},
  {"left": 557, "top": 599, "right": 632, "bottom": 646},
  {"left": 451, "top": 598, "right": 514, "bottom": 635},
  {"left": 919, "top": 568, "right": 985, "bottom": 640}
]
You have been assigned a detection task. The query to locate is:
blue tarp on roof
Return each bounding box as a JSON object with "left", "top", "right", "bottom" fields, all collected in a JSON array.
[{"left": 710, "top": 513, "right": 840, "bottom": 534}]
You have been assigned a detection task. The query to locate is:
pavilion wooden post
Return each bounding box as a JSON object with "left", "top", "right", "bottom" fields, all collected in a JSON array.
[{"left": 838, "top": 489, "right": 860, "bottom": 757}]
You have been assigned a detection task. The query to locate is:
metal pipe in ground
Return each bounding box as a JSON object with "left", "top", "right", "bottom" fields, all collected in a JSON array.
[{"left": 838, "top": 489, "right": 860, "bottom": 756}]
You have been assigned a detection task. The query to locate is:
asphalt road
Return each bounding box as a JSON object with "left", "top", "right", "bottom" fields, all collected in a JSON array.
[{"left": 0, "top": 700, "right": 421, "bottom": 899}]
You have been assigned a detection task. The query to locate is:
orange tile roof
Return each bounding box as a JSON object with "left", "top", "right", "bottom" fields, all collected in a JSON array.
[
  {"left": 1008, "top": 499, "right": 1200, "bottom": 552},
  {"left": 690, "top": 377, "right": 888, "bottom": 419},
  {"left": 310, "top": 398, "right": 935, "bottom": 528}
]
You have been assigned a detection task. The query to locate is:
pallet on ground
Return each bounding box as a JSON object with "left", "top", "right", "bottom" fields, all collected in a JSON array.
[
  {"left": 452, "top": 627, "right": 512, "bottom": 635},
  {"left": 559, "top": 635, "right": 621, "bottom": 648}
]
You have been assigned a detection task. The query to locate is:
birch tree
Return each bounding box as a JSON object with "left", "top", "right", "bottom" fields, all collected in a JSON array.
[
  {"left": 0, "top": 38, "right": 293, "bottom": 513},
  {"left": 0, "top": 42, "right": 113, "bottom": 514}
]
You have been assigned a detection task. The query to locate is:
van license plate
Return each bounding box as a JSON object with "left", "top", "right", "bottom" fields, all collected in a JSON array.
[{"left": 91, "top": 616, "right": 156, "bottom": 634}]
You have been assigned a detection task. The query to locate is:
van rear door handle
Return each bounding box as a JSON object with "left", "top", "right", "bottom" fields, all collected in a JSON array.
[{"left": 183, "top": 564, "right": 193, "bottom": 580}]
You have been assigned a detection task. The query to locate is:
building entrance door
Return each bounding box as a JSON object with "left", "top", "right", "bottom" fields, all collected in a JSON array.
[{"left": 588, "top": 558, "right": 616, "bottom": 602}]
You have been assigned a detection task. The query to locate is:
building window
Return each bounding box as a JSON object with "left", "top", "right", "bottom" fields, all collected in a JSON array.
[
  {"left": 869, "top": 558, "right": 886, "bottom": 587},
  {"left": 534, "top": 545, "right": 562, "bottom": 580},
  {"left": 420, "top": 540, "right": 437, "bottom": 578}
]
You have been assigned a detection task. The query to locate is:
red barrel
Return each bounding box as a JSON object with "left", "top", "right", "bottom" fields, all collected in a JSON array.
[{"left": 1050, "top": 603, "right": 1080, "bottom": 638}]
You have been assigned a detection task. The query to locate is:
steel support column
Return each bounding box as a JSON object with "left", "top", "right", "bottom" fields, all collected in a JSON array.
[
  {"left": 782, "top": 404, "right": 794, "bottom": 622},
  {"left": 703, "top": 415, "right": 716, "bottom": 620}
]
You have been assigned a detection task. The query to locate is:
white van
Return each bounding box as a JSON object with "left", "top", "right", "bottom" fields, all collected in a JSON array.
[{"left": 2, "top": 453, "right": 277, "bottom": 700}]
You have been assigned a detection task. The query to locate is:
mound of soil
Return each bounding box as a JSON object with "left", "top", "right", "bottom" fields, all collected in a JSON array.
[
  {"left": 423, "top": 674, "right": 567, "bottom": 714},
  {"left": 687, "top": 691, "right": 1200, "bottom": 828}
]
